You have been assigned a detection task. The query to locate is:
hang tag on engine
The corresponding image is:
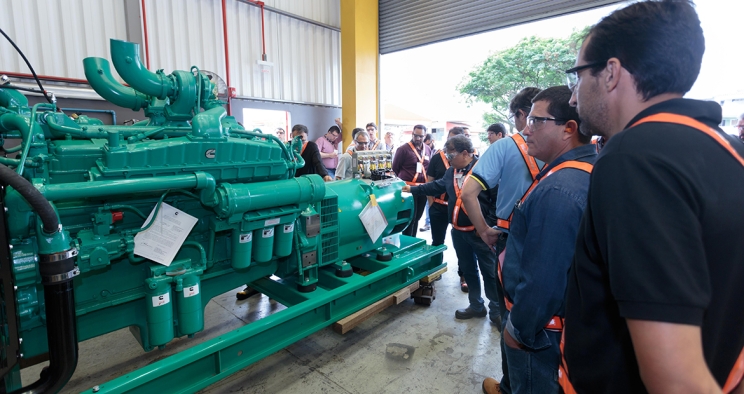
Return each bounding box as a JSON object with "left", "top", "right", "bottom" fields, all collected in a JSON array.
[{"left": 134, "top": 202, "right": 199, "bottom": 266}]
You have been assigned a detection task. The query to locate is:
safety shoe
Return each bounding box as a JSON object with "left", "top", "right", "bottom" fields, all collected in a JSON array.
[
  {"left": 455, "top": 307, "right": 487, "bottom": 319},
  {"left": 460, "top": 276, "right": 469, "bottom": 293},
  {"left": 482, "top": 377, "right": 501, "bottom": 394},
  {"left": 419, "top": 224, "right": 430, "bottom": 232},
  {"left": 490, "top": 313, "right": 502, "bottom": 332}
]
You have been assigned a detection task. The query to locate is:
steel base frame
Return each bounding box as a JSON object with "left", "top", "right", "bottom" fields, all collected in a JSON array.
[{"left": 82, "top": 237, "right": 445, "bottom": 394}]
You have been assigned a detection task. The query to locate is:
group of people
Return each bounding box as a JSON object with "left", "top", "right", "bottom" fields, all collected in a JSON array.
[{"left": 407, "top": 1, "right": 744, "bottom": 393}]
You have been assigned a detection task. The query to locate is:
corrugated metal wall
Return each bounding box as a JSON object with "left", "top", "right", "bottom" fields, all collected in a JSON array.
[
  {"left": 0, "top": 0, "right": 128, "bottom": 80},
  {"left": 0, "top": 0, "right": 340, "bottom": 106}
]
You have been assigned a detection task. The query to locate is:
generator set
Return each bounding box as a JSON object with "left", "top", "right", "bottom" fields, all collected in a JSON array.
[{"left": 0, "top": 39, "right": 445, "bottom": 393}]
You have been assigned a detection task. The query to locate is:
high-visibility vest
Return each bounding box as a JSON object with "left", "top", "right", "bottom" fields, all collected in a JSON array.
[
  {"left": 497, "top": 159, "right": 593, "bottom": 334},
  {"left": 559, "top": 113, "right": 744, "bottom": 394},
  {"left": 451, "top": 167, "right": 476, "bottom": 231},
  {"left": 495, "top": 134, "right": 541, "bottom": 230},
  {"left": 403, "top": 142, "right": 428, "bottom": 186},
  {"left": 433, "top": 150, "right": 450, "bottom": 205}
]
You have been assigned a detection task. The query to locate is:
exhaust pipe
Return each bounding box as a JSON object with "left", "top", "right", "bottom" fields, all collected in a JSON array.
[
  {"left": 83, "top": 57, "right": 149, "bottom": 111},
  {"left": 110, "top": 39, "right": 175, "bottom": 100}
]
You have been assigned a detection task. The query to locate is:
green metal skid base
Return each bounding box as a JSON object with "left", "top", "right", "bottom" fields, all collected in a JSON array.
[{"left": 82, "top": 237, "right": 445, "bottom": 394}]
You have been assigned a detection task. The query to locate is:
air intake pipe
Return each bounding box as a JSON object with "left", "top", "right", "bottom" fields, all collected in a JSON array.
[
  {"left": 83, "top": 57, "right": 149, "bottom": 111},
  {"left": 110, "top": 39, "right": 175, "bottom": 100}
]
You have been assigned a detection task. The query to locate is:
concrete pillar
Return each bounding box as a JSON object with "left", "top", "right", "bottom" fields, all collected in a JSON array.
[{"left": 340, "top": 0, "right": 379, "bottom": 145}]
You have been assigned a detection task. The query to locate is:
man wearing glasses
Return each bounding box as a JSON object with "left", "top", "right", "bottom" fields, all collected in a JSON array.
[
  {"left": 402, "top": 135, "right": 499, "bottom": 324},
  {"left": 561, "top": 1, "right": 744, "bottom": 393},
  {"left": 486, "top": 86, "right": 596, "bottom": 394},
  {"left": 737, "top": 113, "right": 744, "bottom": 141},
  {"left": 459, "top": 87, "right": 542, "bottom": 393},
  {"left": 334, "top": 130, "right": 369, "bottom": 181},
  {"left": 316, "top": 125, "right": 341, "bottom": 178},
  {"left": 393, "top": 125, "right": 431, "bottom": 237},
  {"left": 366, "top": 122, "right": 381, "bottom": 150}
]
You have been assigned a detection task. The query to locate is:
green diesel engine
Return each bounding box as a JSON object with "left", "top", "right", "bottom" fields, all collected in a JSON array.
[{"left": 0, "top": 39, "right": 445, "bottom": 393}]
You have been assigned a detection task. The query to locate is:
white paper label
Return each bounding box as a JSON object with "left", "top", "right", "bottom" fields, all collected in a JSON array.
[
  {"left": 359, "top": 199, "right": 388, "bottom": 243},
  {"left": 134, "top": 203, "right": 199, "bottom": 267},
  {"left": 239, "top": 233, "right": 253, "bottom": 243},
  {"left": 263, "top": 228, "right": 275, "bottom": 238},
  {"left": 183, "top": 284, "right": 200, "bottom": 298},
  {"left": 265, "top": 218, "right": 280, "bottom": 226},
  {"left": 151, "top": 292, "right": 170, "bottom": 307},
  {"left": 416, "top": 162, "right": 423, "bottom": 174},
  {"left": 284, "top": 223, "right": 295, "bottom": 233}
]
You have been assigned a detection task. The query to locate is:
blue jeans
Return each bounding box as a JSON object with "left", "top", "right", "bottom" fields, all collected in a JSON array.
[
  {"left": 502, "top": 310, "right": 561, "bottom": 394},
  {"left": 424, "top": 200, "right": 431, "bottom": 226},
  {"left": 450, "top": 229, "right": 499, "bottom": 315},
  {"left": 326, "top": 168, "right": 336, "bottom": 178},
  {"left": 494, "top": 233, "right": 511, "bottom": 393}
]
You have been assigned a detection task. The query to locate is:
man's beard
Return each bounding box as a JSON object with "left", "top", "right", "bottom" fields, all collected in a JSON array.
[{"left": 413, "top": 140, "right": 423, "bottom": 148}]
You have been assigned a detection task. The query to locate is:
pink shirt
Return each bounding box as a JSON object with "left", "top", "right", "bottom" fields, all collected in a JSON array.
[{"left": 315, "top": 135, "right": 339, "bottom": 169}]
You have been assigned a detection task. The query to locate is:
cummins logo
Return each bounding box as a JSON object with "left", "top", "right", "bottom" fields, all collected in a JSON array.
[{"left": 205, "top": 149, "right": 216, "bottom": 159}]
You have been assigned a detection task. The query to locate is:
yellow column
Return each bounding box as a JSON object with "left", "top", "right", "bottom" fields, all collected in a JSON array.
[{"left": 340, "top": 0, "right": 379, "bottom": 145}]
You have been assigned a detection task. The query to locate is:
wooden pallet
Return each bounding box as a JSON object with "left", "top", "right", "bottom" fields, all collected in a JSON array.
[
  {"left": 332, "top": 281, "right": 420, "bottom": 335},
  {"left": 419, "top": 266, "right": 447, "bottom": 284}
]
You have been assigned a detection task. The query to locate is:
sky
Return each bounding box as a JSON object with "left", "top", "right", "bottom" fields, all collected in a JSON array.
[{"left": 380, "top": 0, "right": 744, "bottom": 129}]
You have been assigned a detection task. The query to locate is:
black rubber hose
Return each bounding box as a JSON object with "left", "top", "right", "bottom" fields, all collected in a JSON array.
[
  {"left": 10, "top": 259, "right": 78, "bottom": 394},
  {"left": 0, "top": 28, "right": 53, "bottom": 104},
  {"left": 0, "top": 164, "right": 58, "bottom": 233}
]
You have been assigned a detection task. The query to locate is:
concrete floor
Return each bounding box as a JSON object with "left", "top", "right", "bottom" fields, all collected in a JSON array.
[{"left": 22, "top": 217, "right": 504, "bottom": 393}]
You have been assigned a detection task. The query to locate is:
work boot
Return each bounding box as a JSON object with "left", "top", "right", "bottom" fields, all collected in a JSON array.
[
  {"left": 490, "top": 313, "right": 503, "bottom": 332},
  {"left": 455, "top": 307, "right": 487, "bottom": 319},
  {"left": 460, "top": 276, "right": 469, "bottom": 292},
  {"left": 236, "top": 286, "right": 259, "bottom": 300},
  {"left": 482, "top": 377, "right": 501, "bottom": 394}
]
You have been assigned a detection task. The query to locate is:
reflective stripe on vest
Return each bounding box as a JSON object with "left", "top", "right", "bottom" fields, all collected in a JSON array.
[
  {"left": 452, "top": 168, "right": 475, "bottom": 231},
  {"left": 495, "top": 134, "right": 542, "bottom": 230},
  {"left": 434, "top": 150, "right": 451, "bottom": 205},
  {"left": 560, "top": 113, "right": 744, "bottom": 394},
  {"left": 406, "top": 141, "right": 428, "bottom": 184}
]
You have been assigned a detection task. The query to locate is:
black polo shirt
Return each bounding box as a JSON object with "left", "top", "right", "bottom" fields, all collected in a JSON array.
[
  {"left": 564, "top": 98, "right": 744, "bottom": 393},
  {"left": 295, "top": 141, "right": 329, "bottom": 178},
  {"left": 426, "top": 150, "right": 450, "bottom": 212}
]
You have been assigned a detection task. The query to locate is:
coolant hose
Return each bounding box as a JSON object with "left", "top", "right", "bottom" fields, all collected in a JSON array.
[{"left": 0, "top": 164, "right": 58, "bottom": 233}]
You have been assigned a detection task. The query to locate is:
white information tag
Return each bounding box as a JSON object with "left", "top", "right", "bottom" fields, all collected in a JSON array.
[
  {"left": 424, "top": 155, "right": 429, "bottom": 161},
  {"left": 134, "top": 203, "right": 199, "bottom": 267},
  {"left": 183, "top": 284, "right": 200, "bottom": 298},
  {"left": 265, "top": 218, "right": 280, "bottom": 226},
  {"left": 239, "top": 233, "right": 252, "bottom": 243},
  {"left": 284, "top": 223, "right": 294, "bottom": 233},
  {"left": 263, "top": 228, "right": 275, "bottom": 238},
  {"left": 359, "top": 199, "right": 388, "bottom": 243},
  {"left": 151, "top": 292, "right": 170, "bottom": 307},
  {"left": 416, "top": 162, "right": 423, "bottom": 174}
]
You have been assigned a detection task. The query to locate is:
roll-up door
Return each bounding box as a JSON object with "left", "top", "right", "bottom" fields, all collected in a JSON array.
[{"left": 379, "top": 0, "right": 622, "bottom": 54}]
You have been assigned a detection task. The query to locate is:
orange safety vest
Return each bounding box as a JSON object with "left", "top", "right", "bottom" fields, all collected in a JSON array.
[
  {"left": 404, "top": 141, "right": 428, "bottom": 186},
  {"left": 301, "top": 142, "right": 308, "bottom": 155},
  {"left": 433, "top": 150, "right": 450, "bottom": 205},
  {"left": 559, "top": 113, "right": 744, "bottom": 394},
  {"left": 497, "top": 160, "right": 592, "bottom": 334},
  {"left": 495, "top": 134, "right": 541, "bottom": 230},
  {"left": 370, "top": 140, "right": 381, "bottom": 150},
  {"left": 451, "top": 167, "right": 476, "bottom": 231}
]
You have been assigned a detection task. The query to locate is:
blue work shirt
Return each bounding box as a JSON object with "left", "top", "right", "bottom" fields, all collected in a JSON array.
[
  {"left": 470, "top": 132, "right": 545, "bottom": 233},
  {"left": 503, "top": 144, "right": 597, "bottom": 350}
]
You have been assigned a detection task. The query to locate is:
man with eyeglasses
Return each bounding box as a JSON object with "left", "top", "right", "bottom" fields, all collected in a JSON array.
[
  {"left": 482, "top": 86, "right": 596, "bottom": 394},
  {"left": 737, "top": 113, "right": 744, "bottom": 142},
  {"left": 459, "top": 87, "right": 542, "bottom": 394},
  {"left": 366, "top": 122, "right": 381, "bottom": 150},
  {"left": 561, "top": 1, "right": 744, "bottom": 393},
  {"left": 487, "top": 123, "right": 507, "bottom": 145},
  {"left": 393, "top": 124, "right": 431, "bottom": 237},
  {"left": 316, "top": 125, "right": 341, "bottom": 178},
  {"left": 402, "top": 135, "right": 499, "bottom": 324},
  {"left": 334, "top": 130, "right": 369, "bottom": 181}
]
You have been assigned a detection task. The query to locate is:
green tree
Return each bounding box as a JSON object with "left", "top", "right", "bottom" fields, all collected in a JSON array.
[{"left": 459, "top": 29, "right": 587, "bottom": 131}]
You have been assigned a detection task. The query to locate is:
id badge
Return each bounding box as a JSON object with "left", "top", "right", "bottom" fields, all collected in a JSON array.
[{"left": 416, "top": 162, "right": 423, "bottom": 174}]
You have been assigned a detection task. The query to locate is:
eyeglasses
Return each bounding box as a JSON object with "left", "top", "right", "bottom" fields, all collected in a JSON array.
[
  {"left": 445, "top": 151, "right": 457, "bottom": 161},
  {"left": 508, "top": 108, "right": 530, "bottom": 122},
  {"left": 527, "top": 116, "right": 567, "bottom": 129},
  {"left": 355, "top": 140, "right": 368, "bottom": 146},
  {"left": 412, "top": 134, "right": 425, "bottom": 139},
  {"left": 565, "top": 61, "right": 606, "bottom": 90},
  {"left": 737, "top": 125, "right": 744, "bottom": 131},
  {"left": 366, "top": 128, "right": 376, "bottom": 132}
]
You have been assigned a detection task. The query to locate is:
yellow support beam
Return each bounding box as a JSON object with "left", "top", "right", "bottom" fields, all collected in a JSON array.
[{"left": 340, "top": 0, "right": 379, "bottom": 145}]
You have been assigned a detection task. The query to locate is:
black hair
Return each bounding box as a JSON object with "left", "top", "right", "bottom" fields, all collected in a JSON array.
[
  {"left": 486, "top": 123, "right": 506, "bottom": 137},
  {"left": 510, "top": 87, "right": 541, "bottom": 116},
  {"left": 444, "top": 135, "right": 473, "bottom": 154},
  {"left": 352, "top": 127, "right": 364, "bottom": 138},
  {"left": 291, "top": 124, "right": 308, "bottom": 135},
  {"left": 366, "top": 122, "right": 377, "bottom": 130},
  {"left": 583, "top": 0, "right": 704, "bottom": 101},
  {"left": 448, "top": 127, "right": 464, "bottom": 136},
  {"left": 413, "top": 124, "right": 427, "bottom": 132},
  {"left": 328, "top": 125, "right": 340, "bottom": 134},
  {"left": 532, "top": 85, "right": 590, "bottom": 144}
]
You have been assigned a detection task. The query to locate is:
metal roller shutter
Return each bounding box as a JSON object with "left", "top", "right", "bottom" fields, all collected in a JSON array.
[{"left": 379, "top": 0, "right": 622, "bottom": 54}]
